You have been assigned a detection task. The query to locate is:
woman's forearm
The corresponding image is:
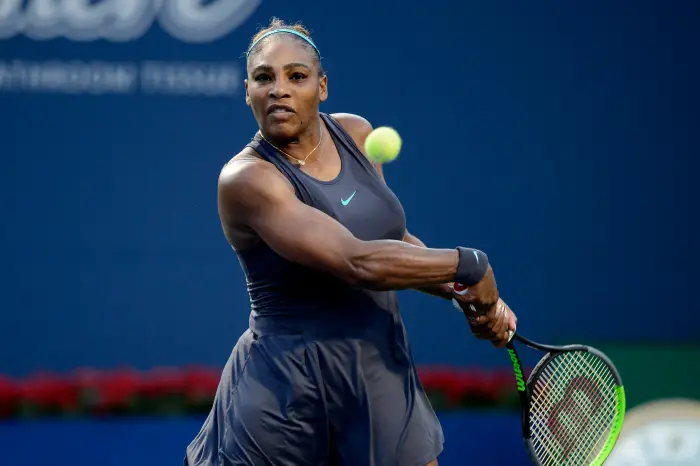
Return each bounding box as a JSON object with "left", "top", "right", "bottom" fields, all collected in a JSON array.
[{"left": 403, "top": 231, "right": 454, "bottom": 300}]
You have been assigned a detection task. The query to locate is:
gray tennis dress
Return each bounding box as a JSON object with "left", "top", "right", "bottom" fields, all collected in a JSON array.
[{"left": 184, "top": 113, "right": 443, "bottom": 466}]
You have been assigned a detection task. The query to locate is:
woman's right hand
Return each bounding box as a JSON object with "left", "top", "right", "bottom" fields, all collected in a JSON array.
[{"left": 452, "top": 265, "right": 499, "bottom": 313}]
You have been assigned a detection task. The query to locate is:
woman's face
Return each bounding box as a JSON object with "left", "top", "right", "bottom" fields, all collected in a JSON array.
[{"left": 245, "top": 37, "right": 328, "bottom": 141}]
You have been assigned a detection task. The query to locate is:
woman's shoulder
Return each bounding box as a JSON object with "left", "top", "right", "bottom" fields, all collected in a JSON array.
[
  {"left": 329, "top": 112, "right": 384, "bottom": 176},
  {"left": 329, "top": 112, "right": 373, "bottom": 141},
  {"left": 219, "top": 148, "right": 291, "bottom": 198}
]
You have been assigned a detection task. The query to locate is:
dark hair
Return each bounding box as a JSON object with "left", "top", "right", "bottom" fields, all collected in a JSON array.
[{"left": 247, "top": 18, "right": 325, "bottom": 76}]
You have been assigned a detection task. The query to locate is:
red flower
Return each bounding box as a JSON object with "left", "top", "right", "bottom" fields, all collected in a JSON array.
[
  {"left": 19, "top": 372, "right": 78, "bottom": 413},
  {"left": 99, "top": 368, "right": 140, "bottom": 409},
  {"left": 1, "top": 364, "right": 529, "bottom": 418},
  {"left": 0, "top": 376, "right": 20, "bottom": 418},
  {"left": 140, "top": 367, "right": 186, "bottom": 398},
  {"left": 183, "top": 366, "right": 220, "bottom": 403},
  {"left": 452, "top": 368, "right": 492, "bottom": 403}
]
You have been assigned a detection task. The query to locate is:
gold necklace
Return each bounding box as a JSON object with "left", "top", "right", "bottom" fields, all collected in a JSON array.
[{"left": 259, "top": 124, "right": 323, "bottom": 166}]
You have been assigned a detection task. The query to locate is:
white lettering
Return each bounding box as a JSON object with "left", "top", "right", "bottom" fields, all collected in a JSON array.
[
  {"left": 141, "top": 61, "right": 240, "bottom": 96},
  {"left": 0, "top": 0, "right": 25, "bottom": 40},
  {"left": 0, "top": 60, "right": 240, "bottom": 96},
  {"left": 159, "top": 0, "right": 262, "bottom": 43},
  {"left": 0, "top": 60, "right": 138, "bottom": 94},
  {"left": 0, "top": 0, "right": 260, "bottom": 43}
]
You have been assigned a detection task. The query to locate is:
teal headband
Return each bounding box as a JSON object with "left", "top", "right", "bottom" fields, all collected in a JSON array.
[{"left": 246, "top": 28, "right": 321, "bottom": 59}]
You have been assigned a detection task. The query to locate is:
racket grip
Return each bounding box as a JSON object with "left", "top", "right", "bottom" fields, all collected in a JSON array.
[
  {"left": 454, "top": 298, "right": 479, "bottom": 320},
  {"left": 454, "top": 283, "right": 516, "bottom": 341}
]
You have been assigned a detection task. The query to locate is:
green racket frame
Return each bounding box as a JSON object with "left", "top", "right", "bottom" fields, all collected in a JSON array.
[{"left": 506, "top": 333, "right": 626, "bottom": 466}]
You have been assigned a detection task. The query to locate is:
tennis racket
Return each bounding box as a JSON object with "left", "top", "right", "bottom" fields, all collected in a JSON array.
[
  {"left": 504, "top": 332, "right": 626, "bottom": 466},
  {"left": 452, "top": 290, "right": 626, "bottom": 465}
]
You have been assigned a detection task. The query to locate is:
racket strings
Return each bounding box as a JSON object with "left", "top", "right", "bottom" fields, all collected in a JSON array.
[
  {"left": 530, "top": 354, "right": 616, "bottom": 465},
  {"left": 528, "top": 351, "right": 618, "bottom": 466},
  {"left": 544, "top": 355, "right": 615, "bottom": 459},
  {"left": 530, "top": 362, "right": 614, "bottom": 465},
  {"left": 554, "top": 356, "right": 616, "bottom": 463},
  {"left": 570, "top": 356, "right": 617, "bottom": 458},
  {"left": 532, "top": 356, "right": 616, "bottom": 466},
  {"left": 531, "top": 362, "right": 598, "bottom": 464}
]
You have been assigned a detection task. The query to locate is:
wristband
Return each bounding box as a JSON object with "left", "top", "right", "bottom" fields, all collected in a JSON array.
[{"left": 454, "top": 247, "right": 489, "bottom": 286}]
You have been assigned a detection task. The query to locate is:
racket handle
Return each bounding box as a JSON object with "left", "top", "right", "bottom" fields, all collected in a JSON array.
[{"left": 454, "top": 282, "right": 516, "bottom": 342}]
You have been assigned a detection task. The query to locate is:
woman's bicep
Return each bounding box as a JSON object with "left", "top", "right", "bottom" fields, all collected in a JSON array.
[{"left": 219, "top": 163, "right": 363, "bottom": 282}]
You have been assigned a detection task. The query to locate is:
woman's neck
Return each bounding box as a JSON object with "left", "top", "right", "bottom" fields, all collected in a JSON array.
[{"left": 261, "top": 115, "right": 324, "bottom": 164}]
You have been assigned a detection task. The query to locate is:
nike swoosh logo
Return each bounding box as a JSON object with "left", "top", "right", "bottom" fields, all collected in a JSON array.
[
  {"left": 473, "top": 250, "right": 480, "bottom": 263},
  {"left": 341, "top": 191, "right": 356, "bottom": 206}
]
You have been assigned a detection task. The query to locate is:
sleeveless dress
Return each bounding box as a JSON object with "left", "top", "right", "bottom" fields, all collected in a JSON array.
[{"left": 184, "top": 113, "right": 444, "bottom": 466}]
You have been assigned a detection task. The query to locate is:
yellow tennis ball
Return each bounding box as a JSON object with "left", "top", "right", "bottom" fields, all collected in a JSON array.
[{"left": 364, "top": 126, "right": 402, "bottom": 164}]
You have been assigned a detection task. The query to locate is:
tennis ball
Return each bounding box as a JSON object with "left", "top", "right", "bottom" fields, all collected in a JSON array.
[{"left": 364, "top": 126, "right": 402, "bottom": 164}]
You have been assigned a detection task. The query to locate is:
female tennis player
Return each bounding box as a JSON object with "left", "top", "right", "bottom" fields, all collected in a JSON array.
[{"left": 184, "top": 18, "right": 517, "bottom": 466}]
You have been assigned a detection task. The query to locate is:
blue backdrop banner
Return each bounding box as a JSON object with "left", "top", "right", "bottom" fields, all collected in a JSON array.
[{"left": 1, "top": 0, "right": 697, "bottom": 376}]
